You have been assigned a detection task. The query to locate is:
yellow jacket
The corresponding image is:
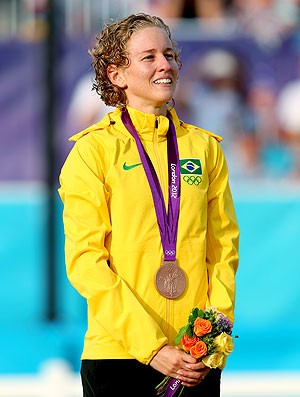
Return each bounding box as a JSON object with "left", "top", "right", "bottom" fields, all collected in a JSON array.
[{"left": 58, "top": 106, "right": 239, "bottom": 364}]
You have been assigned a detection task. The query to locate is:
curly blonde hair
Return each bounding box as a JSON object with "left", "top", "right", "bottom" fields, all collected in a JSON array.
[{"left": 89, "top": 13, "right": 181, "bottom": 107}]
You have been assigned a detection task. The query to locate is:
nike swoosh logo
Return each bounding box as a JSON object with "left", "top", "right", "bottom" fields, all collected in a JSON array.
[{"left": 123, "top": 162, "right": 143, "bottom": 171}]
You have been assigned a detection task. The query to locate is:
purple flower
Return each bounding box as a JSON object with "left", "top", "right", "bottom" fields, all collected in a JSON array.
[{"left": 216, "top": 313, "right": 233, "bottom": 335}]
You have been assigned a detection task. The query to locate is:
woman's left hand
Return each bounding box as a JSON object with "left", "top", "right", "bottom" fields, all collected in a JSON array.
[{"left": 150, "top": 345, "right": 210, "bottom": 387}]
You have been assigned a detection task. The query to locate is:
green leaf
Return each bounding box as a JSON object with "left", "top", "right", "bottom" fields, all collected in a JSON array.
[
  {"left": 174, "top": 324, "right": 189, "bottom": 345},
  {"left": 185, "top": 323, "right": 193, "bottom": 338},
  {"left": 188, "top": 308, "right": 204, "bottom": 325}
]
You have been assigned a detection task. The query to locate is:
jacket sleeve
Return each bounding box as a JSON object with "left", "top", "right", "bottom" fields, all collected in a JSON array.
[
  {"left": 206, "top": 139, "right": 240, "bottom": 324},
  {"left": 58, "top": 137, "right": 168, "bottom": 364}
]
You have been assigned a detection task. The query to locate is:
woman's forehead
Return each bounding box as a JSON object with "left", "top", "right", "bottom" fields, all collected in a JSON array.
[{"left": 126, "top": 27, "right": 172, "bottom": 51}]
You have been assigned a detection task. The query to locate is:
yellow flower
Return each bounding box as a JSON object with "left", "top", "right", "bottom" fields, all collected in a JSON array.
[
  {"left": 202, "top": 352, "right": 226, "bottom": 369},
  {"left": 214, "top": 332, "right": 234, "bottom": 356}
]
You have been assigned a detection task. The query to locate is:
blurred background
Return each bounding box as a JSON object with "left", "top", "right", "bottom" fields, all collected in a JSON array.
[{"left": 0, "top": 0, "right": 300, "bottom": 395}]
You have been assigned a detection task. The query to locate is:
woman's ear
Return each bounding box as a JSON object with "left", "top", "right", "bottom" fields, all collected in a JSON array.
[{"left": 107, "top": 65, "right": 127, "bottom": 88}]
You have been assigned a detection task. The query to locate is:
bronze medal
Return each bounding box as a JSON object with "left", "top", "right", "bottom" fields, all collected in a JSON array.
[{"left": 155, "top": 260, "right": 186, "bottom": 299}]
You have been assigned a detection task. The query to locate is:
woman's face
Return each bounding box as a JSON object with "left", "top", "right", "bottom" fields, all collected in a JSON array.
[{"left": 114, "top": 26, "right": 179, "bottom": 115}]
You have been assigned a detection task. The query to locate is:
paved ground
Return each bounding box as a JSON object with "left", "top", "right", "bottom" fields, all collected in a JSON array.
[
  {"left": 222, "top": 370, "right": 300, "bottom": 396},
  {"left": 0, "top": 362, "right": 299, "bottom": 397}
]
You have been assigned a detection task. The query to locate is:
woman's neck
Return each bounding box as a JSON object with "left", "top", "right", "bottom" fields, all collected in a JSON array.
[{"left": 125, "top": 102, "right": 167, "bottom": 116}]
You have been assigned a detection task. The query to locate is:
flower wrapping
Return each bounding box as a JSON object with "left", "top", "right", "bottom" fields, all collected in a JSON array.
[{"left": 155, "top": 307, "right": 237, "bottom": 397}]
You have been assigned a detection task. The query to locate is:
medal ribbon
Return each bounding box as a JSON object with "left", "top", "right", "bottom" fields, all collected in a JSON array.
[
  {"left": 121, "top": 109, "right": 180, "bottom": 261},
  {"left": 164, "top": 378, "right": 183, "bottom": 397}
]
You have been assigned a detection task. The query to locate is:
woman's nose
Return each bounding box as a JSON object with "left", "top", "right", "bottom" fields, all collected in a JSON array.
[{"left": 157, "top": 54, "right": 171, "bottom": 71}]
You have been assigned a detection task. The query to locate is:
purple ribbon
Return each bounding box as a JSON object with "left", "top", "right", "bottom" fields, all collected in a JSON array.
[
  {"left": 164, "top": 378, "right": 183, "bottom": 397},
  {"left": 122, "top": 110, "right": 181, "bottom": 262}
]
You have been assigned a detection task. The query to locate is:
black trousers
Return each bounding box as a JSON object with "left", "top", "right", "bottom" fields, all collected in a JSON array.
[{"left": 81, "top": 359, "right": 221, "bottom": 397}]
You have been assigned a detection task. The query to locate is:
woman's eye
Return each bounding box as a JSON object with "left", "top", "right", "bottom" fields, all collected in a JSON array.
[
  {"left": 143, "top": 55, "right": 154, "bottom": 60},
  {"left": 165, "top": 53, "right": 175, "bottom": 60}
]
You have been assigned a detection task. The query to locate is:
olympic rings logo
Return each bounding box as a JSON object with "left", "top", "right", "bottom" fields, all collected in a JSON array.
[
  {"left": 165, "top": 250, "right": 176, "bottom": 256},
  {"left": 183, "top": 175, "right": 202, "bottom": 186}
]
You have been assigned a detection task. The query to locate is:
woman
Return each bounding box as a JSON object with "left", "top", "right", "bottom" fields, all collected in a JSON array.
[{"left": 58, "top": 13, "right": 239, "bottom": 397}]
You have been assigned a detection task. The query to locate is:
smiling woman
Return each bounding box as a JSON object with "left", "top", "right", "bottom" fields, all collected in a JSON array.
[
  {"left": 58, "top": 12, "right": 239, "bottom": 397},
  {"left": 106, "top": 26, "right": 179, "bottom": 114},
  {"left": 89, "top": 13, "right": 181, "bottom": 111}
]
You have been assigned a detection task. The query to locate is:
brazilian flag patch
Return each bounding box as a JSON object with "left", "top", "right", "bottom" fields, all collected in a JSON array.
[
  {"left": 180, "top": 159, "right": 202, "bottom": 175},
  {"left": 180, "top": 159, "right": 203, "bottom": 186}
]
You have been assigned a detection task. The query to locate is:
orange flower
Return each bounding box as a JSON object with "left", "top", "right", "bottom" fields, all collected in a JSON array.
[
  {"left": 181, "top": 334, "right": 198, "bottom": 353},
  {"left": 190, "top": 340, "right": 207, "bottom": 359},
  {"left": 194, "top": 318, "right": 212, "bottom": 337}
]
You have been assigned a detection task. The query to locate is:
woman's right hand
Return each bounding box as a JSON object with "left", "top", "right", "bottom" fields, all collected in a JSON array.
[{"left": 149, "top": 345, "right": 210, "bottom": 387}]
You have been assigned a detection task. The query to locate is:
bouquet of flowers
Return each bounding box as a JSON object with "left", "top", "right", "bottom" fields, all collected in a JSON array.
[{"left": 156, "top": 307, "right": 236, "bottom": 397}]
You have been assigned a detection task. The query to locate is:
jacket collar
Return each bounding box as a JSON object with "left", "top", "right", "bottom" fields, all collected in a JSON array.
[
  {"left": 69, "top": 106, "right": 182, "bottom": 142},
  {"left": 117, "top": 106, "right": 182, "bottom": 142}
]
